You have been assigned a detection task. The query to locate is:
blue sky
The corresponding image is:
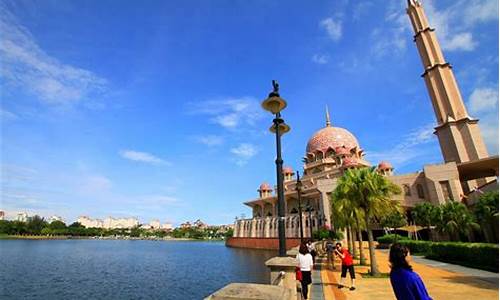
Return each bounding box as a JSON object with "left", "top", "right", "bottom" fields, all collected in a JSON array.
[{"left": 1, "top": 0, "right": 498, "bottom": 225}]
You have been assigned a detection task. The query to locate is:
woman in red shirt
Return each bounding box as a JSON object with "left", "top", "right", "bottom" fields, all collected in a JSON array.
[{"left": 335, "top": 242, "right": 356, "bottom": 291}]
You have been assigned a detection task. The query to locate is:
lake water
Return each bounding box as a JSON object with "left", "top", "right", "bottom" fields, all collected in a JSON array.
[{"left": 0, "top": 240, "right": 277, "bottom": 299}]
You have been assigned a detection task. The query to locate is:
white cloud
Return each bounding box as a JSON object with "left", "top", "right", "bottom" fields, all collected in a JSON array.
[
  {"left": 441, "top": 32, "right": 476, "bottom": 51},
  {"left": 463, "top": 0, "right": 499, "bottom": 25},
  {"left": 188, "top": 97, "right": 263, "bottom": 130},
  {"left": 468, "top": 87, "right": 499, "bottom": 114},
  {"left": 370, "top": 2, "right": 410, "bottom": 58},
  {"left": 0, "top": 108, "right": 18, "bottom": 121},
  {"left": 423, "top": 0, "right": 497, "bottom": 52},
  {"left": 312, "top": 54, "right": 329, "bottom": 65},
  {"left": 320, "top": 18, "right": 342, "bottom": 41},
  {"left": 468, "top": 87, "right": 499, "bottom": 154},
  {"left": 119, "top": 150, "right": 170, "bottom": 165},
  {"left": 194, "top": 135, "right": 224, "bottom": 147},
  {"left": 365, "top": 123, "right": 438, "bottom": 168},
  {"left": 0, "top": 3, "right": 108, "bottom": 106},
  {"left": 230, "top": 143, "right": 258, "bottom": 165}
]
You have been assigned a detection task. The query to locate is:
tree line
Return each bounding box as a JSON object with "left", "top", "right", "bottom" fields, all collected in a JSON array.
[{"left": 0, "top": 216, "right": 234, "bottom": 240}]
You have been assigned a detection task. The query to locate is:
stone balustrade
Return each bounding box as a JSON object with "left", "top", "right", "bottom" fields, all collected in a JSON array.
[{"left": 233, "top": 213, "right": 321, "bottom": 238}]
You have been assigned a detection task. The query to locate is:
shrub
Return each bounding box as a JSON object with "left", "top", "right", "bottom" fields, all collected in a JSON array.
[
  {"left": 397, "top": 240, "right": 433, "bottom": 255},
  {"left": 377, "top": 234, "right": 409, "bottom": 244},
  {"left": 396, "top": 240, "right": 499, "bottom": 272}
]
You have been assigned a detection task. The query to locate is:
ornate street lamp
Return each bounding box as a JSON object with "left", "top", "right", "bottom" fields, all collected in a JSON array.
[
  {"left": 262, "top": 80, "right": 290, "bottom": 257},
  {"left": 295, "top": 171, "right": 304, "bottom": 243}
]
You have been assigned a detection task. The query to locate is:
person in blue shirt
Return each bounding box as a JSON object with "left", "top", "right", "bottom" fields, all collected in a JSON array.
[{"left": 389, "top": 243, "right": 432, "bottom": 300}]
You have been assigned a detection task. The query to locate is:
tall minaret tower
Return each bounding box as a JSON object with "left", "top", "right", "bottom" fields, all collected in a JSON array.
[{"left": 407, "top": 0, "right": 489, "bottom": 167}]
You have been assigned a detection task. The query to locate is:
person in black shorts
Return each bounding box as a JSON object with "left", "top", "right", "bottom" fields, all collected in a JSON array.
[{"left": 335, "top": 242, "right": 356, "bottom": 291}]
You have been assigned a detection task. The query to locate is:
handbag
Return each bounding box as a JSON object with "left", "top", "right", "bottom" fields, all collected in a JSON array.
[{"left": 295, "top": 267, "right": 302, "bottom": 281}]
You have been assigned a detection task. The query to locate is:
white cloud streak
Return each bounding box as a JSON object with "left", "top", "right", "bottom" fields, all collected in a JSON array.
[
  {"left": 320, "top": 18, "right": 342, "bottom": 41},
  {"left": 0, "top": 2, "right": 108, "bottom": 106},
  {"left": 194, "top": 135, "right": 224, "bottom": 147},
  {"left": 230, "top": 143, "right": 258, "bottom": 165},
  {"left": 188, "top": 97, "right": 263, "bottom": 130},
  {"left": 365, "top": 123, "right": 437, "bottom": 169},
  {"left": 312, "top": 54, "right": 329, "bottom": 65},
  {"left": 119, "top": 150, "right": 171, "bottom": 165}
]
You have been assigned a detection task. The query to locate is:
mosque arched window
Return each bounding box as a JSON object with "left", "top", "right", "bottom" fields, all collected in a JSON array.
[
  {"left": 417, "top": 184, "right": 425, "bottom": 199},
  {"left": 403, "top": 184, "right": 412, "bottom": 196}
]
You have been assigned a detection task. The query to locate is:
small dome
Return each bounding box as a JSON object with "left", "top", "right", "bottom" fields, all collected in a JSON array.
[
  {"left": 378, "top": 161, "right": 393, "bottom": 170},
  {"left": 259, "top": 182, "right": 273, "bottom": 191},
  {"left": 306, "top": 126, "right": 360, "bottom": 155},
  {"left": 283, "top": 166, "right": 294, "bottom": 175}
]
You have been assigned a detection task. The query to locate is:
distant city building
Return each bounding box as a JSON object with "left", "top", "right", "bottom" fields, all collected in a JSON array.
[
  {"left": 141, "top": 219, "right": 162, "bottom": 230},
  {"left": 161, "top": 222, "right": 173, "bottom": 231},
  {"left": 0, "top": 210, "right": 4, "bottom": 220},
  {"left": 180, "top": 221, "right": 192, "bottom": 229},
  {"left": 78, "top": 216, "right": 104, "bottom": 228},
  {"left": 49, "top": 215, "right": 63, "bottom": 223},
  {"left": 194, "top": 219, "right": 208, "bottom": 229},
  {"left": 16, "top": 212, "right": 28, "bottom": 222},
  {"left": 102, "top": 217, "right": 139, "bottom": 229}
]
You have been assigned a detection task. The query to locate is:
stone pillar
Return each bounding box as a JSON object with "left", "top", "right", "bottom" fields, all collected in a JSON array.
[
  {"left": 265, "top": 257, "right": 298, "bottom": 300},
  {"left": 317, "top": 179, "right": 337, "bottom": 229},
  {"left": 234, "top": 221, "right": 239, "bottom": 237},
  {"left": 251, "top": 219, "right": 257, "bottom": 238}
]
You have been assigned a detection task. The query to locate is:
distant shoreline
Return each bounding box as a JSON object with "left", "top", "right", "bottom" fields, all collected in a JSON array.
[{"left": 0, "top": 235, "right": 224, "bottom": 241}]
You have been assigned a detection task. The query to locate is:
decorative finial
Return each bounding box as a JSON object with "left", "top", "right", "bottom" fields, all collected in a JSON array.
[
  {"left": 325, "top": 104, "right": 331, "bottom": 127},
  {"left": 269, "top": 80, "right": 280, "bottom": 97}
]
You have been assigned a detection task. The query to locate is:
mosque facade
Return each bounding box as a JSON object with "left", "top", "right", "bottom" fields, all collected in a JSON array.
[{"left": 232, "top": 0, "right": 498, "bottom": 240}]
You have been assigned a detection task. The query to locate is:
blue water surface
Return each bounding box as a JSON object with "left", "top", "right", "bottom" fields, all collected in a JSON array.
[{"left": 0, "top": 240, "right": 276, "bottom": 299}]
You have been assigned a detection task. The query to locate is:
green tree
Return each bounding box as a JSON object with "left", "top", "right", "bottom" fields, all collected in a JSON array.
[
  {"left": 474, "top": 191, "right": 499, "bottom": 243},
  {"left": 48, "top": 220, "right": 67, "bottom": 230},
  {"left": 380, "top": 209, "right": 407, "bottom": 240},
  {"left": 26, "top": 215, "right": 47, "bottom": 235},
  {"left": 411, "top": 202, "right": 440, "bottom": 241},
  {"left": 11, "top": 221, "right": 27, "bottom": 235},
  {"left": 333, "top": 167, "right": 401, "bottom": 275},
  {"left": 436, "top": 201, "right": 479, "bottom": 241},
  {"left": 0, "top": 220, "right": 13, "bottom": 234}
]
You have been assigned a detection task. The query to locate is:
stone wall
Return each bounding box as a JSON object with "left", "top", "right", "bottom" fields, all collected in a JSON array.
[{"left": 226, "top": 237, "right": 302, "bottom": 250}]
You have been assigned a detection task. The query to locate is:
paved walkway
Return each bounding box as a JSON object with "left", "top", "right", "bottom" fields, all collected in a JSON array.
[{"left": 315, "top": 247, "right": 498, "bottom": 300}]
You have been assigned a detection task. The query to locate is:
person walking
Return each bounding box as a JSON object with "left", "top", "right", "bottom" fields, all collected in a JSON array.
[
  {"left": 306, "top": 240, "right": 317, "bottom": 263},
  {"left": 335, "top": 242, "right": 356, "bottom": 291},
  {"left": 296, "top": 243, "right": 314, "bottom": 300},
  {"left": 389, "top": 243, "right": 432, "bottom": 300},
  {"left": 325, "top": 238, "right": 336, "bottom": 270}
]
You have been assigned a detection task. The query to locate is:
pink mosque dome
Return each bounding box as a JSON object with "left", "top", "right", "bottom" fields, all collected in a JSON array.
[
  {"left": 378, "top": 161, "right": 393, "bottom": 170},
  {"left": 259, "top": 182, "right": 273, "bottom": 191},
  {"left": 283, "top": 166, "right": 294, "bottom": 174},
  {"left": 306, "top": 126, "right": 360, "bottom": 154}
]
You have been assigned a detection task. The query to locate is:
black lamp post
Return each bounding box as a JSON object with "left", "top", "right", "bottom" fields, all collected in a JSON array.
[
  {"left": 306, "top": 200, "right": 314, "bottom": 241},
  {"left": 262, "top": 80, "right": 290, "bottom": 257},
  {"left": 295, "top": 171, "right": 304, "bottom": 243}
]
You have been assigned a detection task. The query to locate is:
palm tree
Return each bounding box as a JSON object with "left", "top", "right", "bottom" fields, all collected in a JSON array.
[
  {"left": 436, "top": 201, "right": 479, "bottom": 241},
  {"left": 331, "top": 194, "right": 367, "bottom": 264},
  {"left": 473, "top": 191, "right": 499, "bottom": 243},
  {"left": 333, "top": 167, "right": 401, "bottom": 276}
]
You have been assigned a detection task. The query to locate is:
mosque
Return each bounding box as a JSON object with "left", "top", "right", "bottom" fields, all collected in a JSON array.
[{"left": 230, "top": 0, "right": 498, "bottom": 242}]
